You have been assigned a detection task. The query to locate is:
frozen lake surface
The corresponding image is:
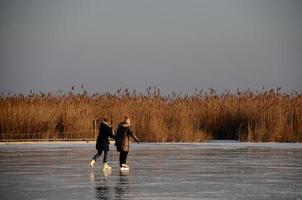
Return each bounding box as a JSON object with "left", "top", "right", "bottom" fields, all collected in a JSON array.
[{"left": 1, "top": 142, "right": 302, "bottom": 200}]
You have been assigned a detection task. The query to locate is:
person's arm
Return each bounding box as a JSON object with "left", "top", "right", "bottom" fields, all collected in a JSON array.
[
  {"left": 128, "top": 128, "right": 139, "bottom": 144},
  {"left": 114, "top": 126, "right": 121, "bottom": 145},
  {"left": 108, "top": 125, "right": 115, "bottom": 139}
]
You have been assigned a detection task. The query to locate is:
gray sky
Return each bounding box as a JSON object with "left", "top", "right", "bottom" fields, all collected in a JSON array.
[{"left": 1, "top": 0, "right": 301, "bottom": 94}]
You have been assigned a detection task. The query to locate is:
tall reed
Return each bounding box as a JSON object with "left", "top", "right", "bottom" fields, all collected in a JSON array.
[{"left": 0, "top": 88, "right": 301, "bottom": 142}]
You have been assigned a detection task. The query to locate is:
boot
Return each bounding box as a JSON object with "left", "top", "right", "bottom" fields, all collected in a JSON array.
[
  {"left": 89, "top": 159, "right": 95, "bottom": 168},
  {"left": 103, "top": 163, "right": 111, "bottom": 171}
]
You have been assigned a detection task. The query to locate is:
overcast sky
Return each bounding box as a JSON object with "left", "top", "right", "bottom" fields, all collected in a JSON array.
[{"left": 0, "top": 0, "right": 301, "bottom": 94}]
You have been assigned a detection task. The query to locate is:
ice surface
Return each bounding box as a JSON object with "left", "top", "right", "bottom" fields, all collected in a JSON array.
[{"left": 0, "top": 142, "right": 302, "bottom": 200}]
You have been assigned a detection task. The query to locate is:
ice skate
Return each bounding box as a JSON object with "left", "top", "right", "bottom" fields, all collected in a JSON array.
[
  {"left": 120, "top": 164, "right": 129, "bottom": 172},
  {"left": 103, "top": 163, "right": 112, "bottom": 172},
  {"left": 89, "top": 159, "right": 95, "bottom": 168}
]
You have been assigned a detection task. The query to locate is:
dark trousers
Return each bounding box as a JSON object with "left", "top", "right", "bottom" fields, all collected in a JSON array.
[
  {"left": 119, "top": 151, "right": 128, "bottom": 167},
  {"left": 92, "top": 149, "right": 108, "bottom": 163}
]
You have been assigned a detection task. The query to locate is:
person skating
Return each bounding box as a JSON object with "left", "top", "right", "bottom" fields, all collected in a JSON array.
[
  {"left": 115, "top": 116, "right": 139, "bottom": 171},
  {"left": 89, "top": 116, "right": 115, "bottom": 171}
]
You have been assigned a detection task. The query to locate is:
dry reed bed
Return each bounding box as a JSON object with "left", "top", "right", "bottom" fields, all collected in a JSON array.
[{"left": 0, "top": 88, "right": 301, "bottom": 142}]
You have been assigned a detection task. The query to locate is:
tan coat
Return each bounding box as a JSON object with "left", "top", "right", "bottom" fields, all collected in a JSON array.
[{"left": 115, "top": 122, "right": 139, "bottom": 152}]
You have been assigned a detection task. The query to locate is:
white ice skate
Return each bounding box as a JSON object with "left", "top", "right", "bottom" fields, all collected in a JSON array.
[
  {"left": 89, "top": 160, "right": 95, "bottom": 168},
  {"left": 103, "top": 163, "right": 112, "bottom": 172},
  {"left": 120, "top": 164, "right": 129, "bottom": 172}
]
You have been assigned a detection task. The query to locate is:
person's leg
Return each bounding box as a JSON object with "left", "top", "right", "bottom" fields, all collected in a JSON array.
[
  {"left": 123, "top": 151, "right": 128, "bottom": 165},
  {"left": 93, "top": 149, "right": 102, "bottom": 160},
  {"left": 103, "top": 150, "right": 108, "bottom": 163},
  {"left": 120, "top": 151, "right": 128, "bottom": 167},
  {"left": 89, "top": 150, "right": 102, "bottom": 168},
  {"left": 102, "top": 150, "right": 111, "bottom": 171},
  {"left": 119, "top": 151, "right": 123, "bottom": 167}
]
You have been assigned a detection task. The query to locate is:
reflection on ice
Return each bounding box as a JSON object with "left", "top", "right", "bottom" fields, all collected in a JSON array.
[
  {"left": 0, "top": 142, "right": 302, "bottom": 200},
  {"left": 115, "top": 172, "right": 129, "bottom": 200},
  {"left": 89, "top": 168, "right": 129, "bottom": 200}
]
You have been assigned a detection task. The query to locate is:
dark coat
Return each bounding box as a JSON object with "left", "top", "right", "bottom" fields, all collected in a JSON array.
[
  {"left": 115, "top": 122, "right": 139, "bottom": 152},
  {"left": 96, "top": 121, "right": 115, "bottom": 151}
]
